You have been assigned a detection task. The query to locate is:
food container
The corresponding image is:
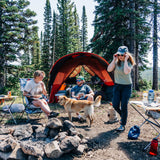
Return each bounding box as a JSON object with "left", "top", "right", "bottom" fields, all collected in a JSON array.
[{"left": 8, "top": 91, "right": 11, "bottom": 97}]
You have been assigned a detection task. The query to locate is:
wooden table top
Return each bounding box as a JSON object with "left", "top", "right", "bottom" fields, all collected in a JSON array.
[
  {"left": 130, "top": 101, "right": 160, "bottom": 111},
  {"left": 0, "top": 95, "right": 18, "bottom": 100}
]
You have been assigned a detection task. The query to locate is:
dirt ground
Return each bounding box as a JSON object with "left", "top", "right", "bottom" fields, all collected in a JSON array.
[
  {"left": 55, "top": 97, "right": 160, "bottom": 160},
  {"left": 2, "top": 96, "right": 160, "bottom": 160}
]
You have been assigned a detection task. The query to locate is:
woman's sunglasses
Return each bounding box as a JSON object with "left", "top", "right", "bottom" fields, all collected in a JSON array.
[
  {"left": 76, "top": 79, "right": 81, "bottom": 82},
  {"left": 117, "top": 54, "right": 125, "bottom": 56}
]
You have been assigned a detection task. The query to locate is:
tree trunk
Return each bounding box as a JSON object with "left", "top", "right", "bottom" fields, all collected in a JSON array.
[
  {"left": 52, "top": 23, "right": 56, "bottom": 66},
  {"left": 129, "top": 0, "right": 136, "bottom": 90},
  {"left": 152, "top": 0, "right": 158, "bottom": 90}
]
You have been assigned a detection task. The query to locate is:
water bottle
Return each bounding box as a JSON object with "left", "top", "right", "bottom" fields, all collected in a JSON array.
[
  {"left": 148, "top": 89, "right": 154, "bottom": 104},
  {"left": 142, "top": 91, "right": 148, "bottom": 105},
  {"left": 149, "top": 138, "right": 158, "bottom": 156}
]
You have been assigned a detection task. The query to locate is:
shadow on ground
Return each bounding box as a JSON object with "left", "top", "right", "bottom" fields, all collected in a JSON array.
[
  {"left": 87, "top": 129, "right": 120, "bottom": 150},
  {"left": 118, "top": 141, "right": 160, "bottom": 160}
]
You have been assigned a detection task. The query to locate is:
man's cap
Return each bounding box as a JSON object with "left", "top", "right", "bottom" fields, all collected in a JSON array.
[
  {"left": 77, "top": 76, "right": 84, "bottom": 81},
  {"left": 117, "top": 46, "right": 128, "bottom": 55}
]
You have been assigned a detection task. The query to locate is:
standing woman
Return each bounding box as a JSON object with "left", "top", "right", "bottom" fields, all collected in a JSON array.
[{"left": 107, "top": 46, "right": 135, "bottom": 131}]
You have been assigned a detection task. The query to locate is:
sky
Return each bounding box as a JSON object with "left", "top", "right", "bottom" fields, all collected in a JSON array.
[{"left": 28, "top": 0, "right": 97, "bottom": 41}]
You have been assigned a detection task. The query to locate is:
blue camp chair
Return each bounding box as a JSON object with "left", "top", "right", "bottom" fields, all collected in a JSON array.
[{"left": 19, "top": 78, "right": 43, "bottom": 121}]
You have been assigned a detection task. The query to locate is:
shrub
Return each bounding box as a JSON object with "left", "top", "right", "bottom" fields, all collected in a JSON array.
[
  {"left": 131, "top": 89, "right": 139, "bottom": 98},
  {"left": 138, "top": 79, "right": 152, "bottom": 91}
]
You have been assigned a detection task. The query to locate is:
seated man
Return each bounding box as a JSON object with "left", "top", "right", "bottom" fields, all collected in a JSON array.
[{"left": 71, "top": 76, "right": 94, "bottom": 120}]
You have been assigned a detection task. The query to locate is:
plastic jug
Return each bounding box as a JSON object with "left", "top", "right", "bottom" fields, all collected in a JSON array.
[
  {"left": 148, "top": 89, "right": 154, "bottom": 104},
  {"left": 149, "top": 138, "right": 158, "bottom": 156},
  {"left": 142, "top": 91, "right": 148, "bottom": 104}
]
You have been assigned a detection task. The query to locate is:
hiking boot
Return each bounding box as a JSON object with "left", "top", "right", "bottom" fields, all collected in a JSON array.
[
  {"left": 116, "top": 125, "right": 125, "bottom": 131},
  {"left": 48, "top": 111, "right": 59, "bottom": 118}
]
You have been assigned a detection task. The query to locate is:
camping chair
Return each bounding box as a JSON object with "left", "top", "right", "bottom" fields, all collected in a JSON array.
[
  {"left": 129, "top": 101, "right": 160, "bottom": 151},
  {"left": 19, "top": 78, "right": 43, "bottom": 121}
]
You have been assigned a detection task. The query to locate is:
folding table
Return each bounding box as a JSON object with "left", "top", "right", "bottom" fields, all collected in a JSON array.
[
  {"left": 129, "top": 101, "right": 160, "bottom": 151},
  {"left": 0, "top": 95, "right": 19, "bottom": 124}
]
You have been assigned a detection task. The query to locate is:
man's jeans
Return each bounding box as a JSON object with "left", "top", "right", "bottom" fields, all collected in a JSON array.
[{"left": 112, "top": 83, "right": 132, "bottom": 126}]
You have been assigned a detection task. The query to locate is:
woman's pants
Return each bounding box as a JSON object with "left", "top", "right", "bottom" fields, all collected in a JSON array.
[{"left": 112, "top": 84, "right": 132, "bottom": 126}]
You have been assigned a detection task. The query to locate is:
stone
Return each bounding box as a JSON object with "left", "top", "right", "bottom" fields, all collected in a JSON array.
[
  {"left": 0, "top": 141, "right": 12, "bottom": 152},
  {"left": 81, "top": 138, "right": 88, "bottom": 144},
  {"left": 20, "top": 141, "right": 44, "bottom": 157},
  {"left": 8, "top": 143, "right": 27, "bottom": 160},
  {"left": 63, "top": 120, "right": 75, "bottom": 130},
  {"left": 0, "top": 137, "right": 17, "bottom": 152},
  {"left": 28, "top": 155, "right": 43, "bottom": 160},
  {"left": 74, "top": 144, "right": 86, "bottom": 155},
  {"left": 68, "top": 127, "right": 77, "bottom": 136},
  {"left": 7, "top": 137, "right": 18, "bottom": 150},
  {"left": 0, "top": 118, "right": 82, "bottom": 159},
  {"left": 58, "top": 132, "right": 68, "bottom": 142},
  {"left": 47, "top": 118, "right": 63, "bottom": 129},
  {"left": 48, "top": 128, "right": 60, "bottom": 138},
  {"left": 73, "top": 135, "right": 81, "bottom": 142},
  {"left": 0, "top": 151, "right": 10, "bottom": 160},
  {"left": 0, "top": 127, "right": 11, "bottom": 135},
  {"left": 60, "top": 136, "right": 80, "bottom": 153},
  {"left": 13, "top": 124, "right": 33, "bottom": 140},
  {"left": 0, "top": 134, "right": 13, "bottom": 141},
  {"left": 35, "top": 126, "right": 48, "bottom": 139},
  {"left": 45, "top": 140, "right": 63, "bottom": 159}
]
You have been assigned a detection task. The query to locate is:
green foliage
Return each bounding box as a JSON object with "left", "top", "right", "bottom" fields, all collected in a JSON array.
[
  {"left": 70, "top": 6, "right": 82, "bottom": 52},
  {"left": 138, "top": 79, "right": 152, "bottom": 91},
  {"left": 89, "top": 0, "right": 151, "bottom": 67},
  {"left": 57, "top": 0, "right": 82, "bottom": 56},
  {"left": 1, "top": 64, "right": 35, "bottom": 95},
  {"left": 131, "top": 89, "right": 139, "bottom": 98},
  {"left": 81, "top": 6, "right": 88, "bottom": 51},
  {"left": 41, "top": 0, "right": 52, "bottom": 80},
  {"left": 0, "top": 0, "right": 38, "bottom": 92},
  {"left": 4, "top": 77, "right": 21, "bottom": 96},
  {"left": 141, "top": 68, "right": 160, "bottom": 84}
]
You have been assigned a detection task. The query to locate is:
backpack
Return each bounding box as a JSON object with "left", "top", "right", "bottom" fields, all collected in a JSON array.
[{"left": 128, "top": 125, "right": 140, "bottom": 140}]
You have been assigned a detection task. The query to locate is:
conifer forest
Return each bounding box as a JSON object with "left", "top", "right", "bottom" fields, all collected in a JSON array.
[{"left": 0, "top": 0, "right": 159, "bottom": 95}]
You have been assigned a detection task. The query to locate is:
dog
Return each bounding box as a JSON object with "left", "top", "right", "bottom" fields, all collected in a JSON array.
[
  {"left": 58, "top": 95, "right": 102, "bottom": 127},
  {"left": 108, "top": 106, "right": 118, "bottom": 123}
]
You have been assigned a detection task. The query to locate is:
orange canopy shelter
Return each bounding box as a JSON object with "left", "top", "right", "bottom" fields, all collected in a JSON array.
[{"left": 49, "top": 52, "right": 114, "bottom": 103}]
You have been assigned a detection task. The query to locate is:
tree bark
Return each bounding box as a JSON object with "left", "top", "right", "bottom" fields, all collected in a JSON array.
[
  {"left": 129, "top": 0, "right": 137, "bottom": 90},
  {"left": 152, "top": 0, "right": 158, "bottom": 90}
]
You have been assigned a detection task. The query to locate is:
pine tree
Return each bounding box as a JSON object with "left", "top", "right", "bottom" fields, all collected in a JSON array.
[
  {"left": 81, "top": 6, "right": 88, "bottom": 51},
  {"left": 57, "top": 0, "right": 80, "bottom": 56},
  {"left": 0, "top": 0, "right": 37, "bottom": 92},
  {"left": 88, "top": 14, "right": 104, "bottom": 55},
  {"left": 31, "top": 29, "right": 40, "bottom": 70},
  {"left": 90, "top": 0, "right": 152, "bottom": 90},
  {"left": 41, "top": 0, "right": 52, "bottom": 77},
  {"left": 68, "top": 5, "right": 81, "bottom": 53},
  {"left": 51, "top": 11, "right": 57, "bottom": 65},
  {"left": 40, "top": 31, "right": 43, "bottom": 54},
  {"left": 57, "top": 0, "right": 69, "bottom": 55},
  {"left": 0, "top": 0, "right": 6, "bottom": 92}
]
